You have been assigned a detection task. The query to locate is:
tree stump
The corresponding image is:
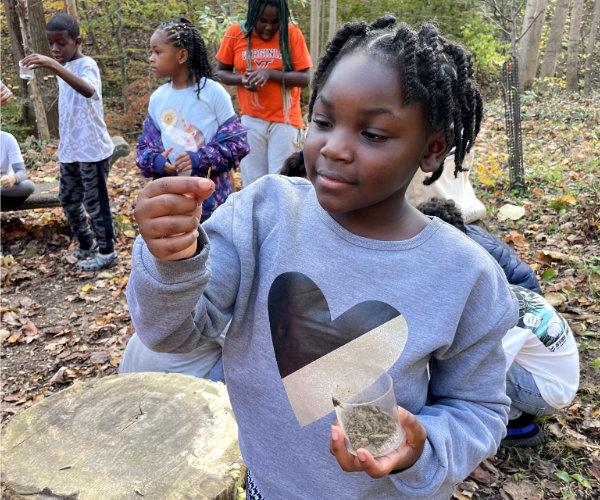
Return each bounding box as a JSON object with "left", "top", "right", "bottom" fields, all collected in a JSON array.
[{"left": 1, "top": 372, "right": 245, "bottom": 500}]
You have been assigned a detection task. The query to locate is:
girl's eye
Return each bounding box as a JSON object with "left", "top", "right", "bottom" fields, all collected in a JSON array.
[
  {"left": 312, "top": 117, "right": 331, "bottom": 129},
  {"left": 362, "top": 130, "right": 388, "bottom": 142}
]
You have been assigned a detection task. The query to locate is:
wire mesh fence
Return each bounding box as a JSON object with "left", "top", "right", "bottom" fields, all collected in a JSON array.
[{"left": 502, "top": 56, "right": 525, "bottom": 188}]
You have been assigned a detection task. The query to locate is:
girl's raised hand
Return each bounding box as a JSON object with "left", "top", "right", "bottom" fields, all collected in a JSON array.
[
  {"left": 161, "top": 147, "right": 177, "bottom": 175},
  {"left": 133, "top": 177, "right": 214, "bottom": 261},
  {"left": 329, "top": 407, "right": 426, "bottom": 478},
  {"left": 174, "top": 151, "right": 192, "bottom": 173}
]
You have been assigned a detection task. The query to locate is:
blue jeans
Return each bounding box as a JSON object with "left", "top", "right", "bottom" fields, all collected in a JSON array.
[{"left": 506, "top": 362, "right": 555, "bottom": 419}]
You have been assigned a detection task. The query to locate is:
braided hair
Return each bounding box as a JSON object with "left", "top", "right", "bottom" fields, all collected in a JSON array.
[
  {"left": 157, "top": 18, "right": 213, "bottom": 98},
  {"left": 307, "top": 16, "right": 483, "bottom": 184},
  {"left": 242, "top": 0, "right": 293, "bottom": 71}
]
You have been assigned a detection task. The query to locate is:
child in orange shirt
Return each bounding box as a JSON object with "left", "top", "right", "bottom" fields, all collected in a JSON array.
[{"left": 216, "top": 0, "right": 311, "bottom": 186}]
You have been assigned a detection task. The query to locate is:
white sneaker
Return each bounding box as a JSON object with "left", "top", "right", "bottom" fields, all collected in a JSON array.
[
  {"left": 61, "top": 243, "right": 99, "bottom": 262},
  {"left": 77, "top": 251, "right": 118, "bottom": 271}
]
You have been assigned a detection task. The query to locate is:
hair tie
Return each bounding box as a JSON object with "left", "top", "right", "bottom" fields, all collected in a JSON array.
[{"left": 298, "top": 150, "right": 304, "bottom": 161}]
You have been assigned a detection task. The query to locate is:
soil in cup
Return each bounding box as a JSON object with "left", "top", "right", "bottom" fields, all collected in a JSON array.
[{"left": 343, "top": 403, "right": 400, "bottom": 456}]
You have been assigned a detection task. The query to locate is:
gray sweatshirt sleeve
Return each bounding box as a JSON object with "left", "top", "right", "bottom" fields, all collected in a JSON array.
[
  {"left": 388, "top": 268, "right": 518, "bottom": 497},
  {"left": 126, "top": 229, "right": 220, "bottom": 353},
  {"left": 11, "top": 162, "right": 28, "bottom": 184}
]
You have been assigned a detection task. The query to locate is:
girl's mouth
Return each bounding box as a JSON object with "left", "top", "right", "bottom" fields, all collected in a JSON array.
[{"left": 317, "top": 173, "right": 353, "bottom": 190}]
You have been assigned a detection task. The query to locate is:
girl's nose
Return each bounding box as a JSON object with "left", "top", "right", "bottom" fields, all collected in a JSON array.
[{"left": 320, "top": 129, "right": 353, "bottom": 163}]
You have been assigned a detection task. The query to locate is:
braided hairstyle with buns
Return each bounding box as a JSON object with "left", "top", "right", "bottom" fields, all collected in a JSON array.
[
  {"left": 157, "top": 18, "right": 213, "bottom": 98},
  {"left": 304, "top": 16, "right": 482, "bottom": 185}
]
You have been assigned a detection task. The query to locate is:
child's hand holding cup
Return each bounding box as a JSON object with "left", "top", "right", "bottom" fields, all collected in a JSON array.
[
  {"left": 330, "top": 371, "right": 427, "bottom": 478},
  {"left": 334, "top": 372, "right": 405, "bottom": 458},
  {"left": 19, "top": 60, "right": 34, "bottom": 80}
]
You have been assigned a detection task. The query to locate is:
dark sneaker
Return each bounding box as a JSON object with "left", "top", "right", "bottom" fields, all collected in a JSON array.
[
  {"left": 501, "top": 413, "right": 545, "bottom": 447},
  {"left": 76, "top": 251, "right": 118, "bottom": 271},
  {"left": 61, "top": 242, "right": 99, "bottom": 262}
]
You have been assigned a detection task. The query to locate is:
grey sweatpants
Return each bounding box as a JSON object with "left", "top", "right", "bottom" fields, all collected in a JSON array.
[
  {"left": 1, "top": 180, "right": 35, "bottom": 208},
  {"left": 59, "top": 157, "right": 114, "bottom": 254},
  {"left": 240, "top": 115, "right": 301, "bottom": 187}
]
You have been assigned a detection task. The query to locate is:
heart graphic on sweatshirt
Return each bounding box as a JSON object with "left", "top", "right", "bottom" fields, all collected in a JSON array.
[{"left": 268, "top": 272, "right": 408, "bottom": 426}]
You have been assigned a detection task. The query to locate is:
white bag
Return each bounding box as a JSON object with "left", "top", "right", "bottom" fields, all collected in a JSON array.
[{"left": 407, "top": 148, "right": 486, "bottom": 224}]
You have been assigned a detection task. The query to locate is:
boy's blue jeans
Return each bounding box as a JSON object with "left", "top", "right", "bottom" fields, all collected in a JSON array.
[{"left": 506, "top": 362, "right": 556, "bottom": 419}]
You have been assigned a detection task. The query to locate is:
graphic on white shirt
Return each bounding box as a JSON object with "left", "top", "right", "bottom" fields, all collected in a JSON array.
[
  {"left": 511, "top": 285, "right": 569, "bottom": 351},
  {"left": 159, "top": 107, "right": 205, "bottom": 152}
]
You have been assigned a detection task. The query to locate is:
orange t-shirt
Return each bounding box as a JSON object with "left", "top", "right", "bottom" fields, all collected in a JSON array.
[{"left": 216, "top": 23, "right": 312, "bottom": 129}]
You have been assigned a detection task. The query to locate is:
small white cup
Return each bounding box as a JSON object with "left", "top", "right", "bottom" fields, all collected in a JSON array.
[
  {"left": 19, "top": 60, "right": 34, "bottom": 80},
  {"left": 335, "top": 372, "right": 405, "bottom": 457}
]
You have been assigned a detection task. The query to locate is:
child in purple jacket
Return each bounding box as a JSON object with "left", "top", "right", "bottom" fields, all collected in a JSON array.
[{"left": 136, "top": 18, "right": 249, "bottom": 221}]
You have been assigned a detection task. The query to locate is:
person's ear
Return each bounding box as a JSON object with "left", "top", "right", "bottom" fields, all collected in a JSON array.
[
  {"left": 420, "top": 129, "right": 454, "bottom": 173},
  {"left": 74, "top": 36, "right": 83, "bottom": 47},
  {"left": 177, "top": 48, "right": 189, "bottom": 65}
]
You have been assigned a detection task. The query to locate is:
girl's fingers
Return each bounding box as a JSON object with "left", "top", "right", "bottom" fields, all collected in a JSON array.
[
  {"left": 329, "top": 425, "right": 365, "bottom": 471},
  {"left": 145, "top": 214, "right": 199, "bottom": 240},
  {"left": 146, "top": 230, "right": 199, "bottom": 261},
  {"left": 163, "top": 163, "right": 177, "bottom": 175},
  {"left": 162, "top": 147, "right": 174, "bottom": 158},
  {"left": 139, "top": 177, "right": 214, "bottom": 205},
  {"left": 135, "top": 192, "right": 199, "bottom": 221}
]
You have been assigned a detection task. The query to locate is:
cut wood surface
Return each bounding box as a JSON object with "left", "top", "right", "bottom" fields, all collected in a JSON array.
[{"left": 1, "top": 372, "right": 245, "bottom": 500}]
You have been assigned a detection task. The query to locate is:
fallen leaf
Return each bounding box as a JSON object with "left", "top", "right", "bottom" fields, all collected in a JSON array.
[
  {"left": 89, "top": 350, "right": 111, "bottom": 364},
  {"left": 469, "top": 465, "right": 491, "bottom": 484},
  {"left": 7, "top": 333, "right": 21, "bottom": 343},
  {"left": 591, "top": 461, "right": 600, "bottom": 482},
  {"left": 501, "top": 479, "right": 543, "bottom": 499},
  {"left": 0, "top": 329, "right": 10, "bottom": 343},
  {"left": 21, "top": 321, "right": 38, "bottom": 336},
  {"left": 545, "top": 293, "right": 566, "bottom": 307},
  {"left": 560, "top": 193, "right": 577, "bottom": 205},
  {"left": 498, "top": 204, "right": 526, "bottom": 221},
  {"left": 49, "top": 366, "right": 74, "bottom": 384}
]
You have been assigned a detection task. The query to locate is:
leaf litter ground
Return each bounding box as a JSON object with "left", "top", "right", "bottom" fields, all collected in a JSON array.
[{"left": 1, "top": 93, "right": 599, "bottom": 499}]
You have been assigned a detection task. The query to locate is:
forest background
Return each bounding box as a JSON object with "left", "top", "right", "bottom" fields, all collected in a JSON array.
[
  {"left": 1, "top": 1, "right": 600, "bottom": 499},
  {"left": 1, "top": 0, "right": 598, "bottom": 141}
]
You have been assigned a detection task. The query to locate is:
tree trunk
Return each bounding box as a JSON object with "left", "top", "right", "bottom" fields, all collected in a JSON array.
[
  {"left": 28, "top": 0, "right": 60, "bottom": 137},
  {"left": 2, "top": 0, "right": 35, "bottom": 126},
  {"left": 539, "top": 0, "right": 571, "bottom": 91},
  {"left": 583, "top": 0, "right": 600, "bottom": 93},
  {"left": 328, "top": 0, "right": 337, "bottom": 41},
  {"left": 310, "top": 0, "right": 321, "bottom": 69},
  {"left": 566, "top": 0, "right": 585, "bottom": 91},
  {"left": 111, "top": 0, "right": 128, "bottom": 109},
  {"left": 518, "top": 0, "right": 548, "bottom": 90},
  {"left": 79, "top": 0, "right": 107, "bottom": 73},
  {"left": 65, "top": 0, "right": 78, "bottom": 18},
  {"left": 16, "top": 0, "right": 50, "bottom": 141}
]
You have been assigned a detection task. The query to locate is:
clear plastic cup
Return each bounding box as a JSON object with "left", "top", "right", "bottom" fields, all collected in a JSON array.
[
  {"left": 334, "top": 372, "right": 405, "bottom": 457},
  {"left": 19, "top": 60, "right": 34, "bottom": 80}
]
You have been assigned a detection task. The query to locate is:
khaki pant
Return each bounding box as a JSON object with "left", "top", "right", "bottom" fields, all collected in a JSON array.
[{"left": 240, "top": 115, "right": 301, "bottom": 187}]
